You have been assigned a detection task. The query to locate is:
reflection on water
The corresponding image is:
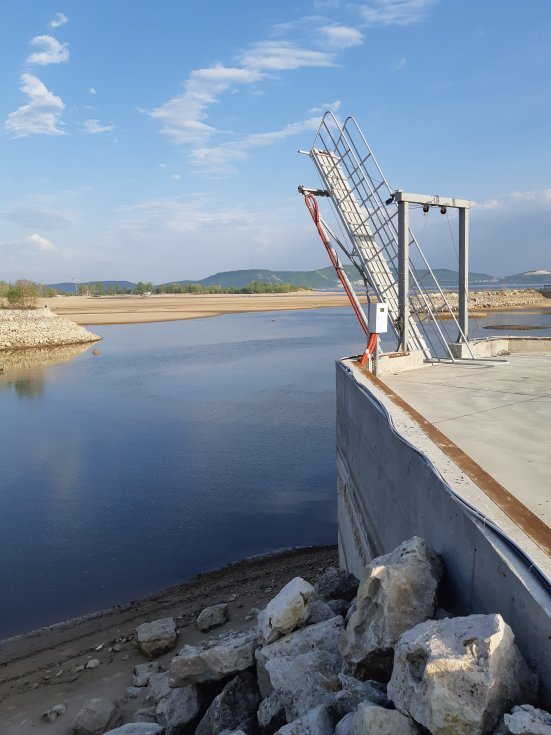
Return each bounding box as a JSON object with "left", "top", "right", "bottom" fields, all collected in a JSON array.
[
  {"left": 0, "top": 307, "right": 549, "bottom": 638},
  {"left": 0, "top": 309, "right": 360, "bottom": 638},
  {"left": 0, "top": 344, "right": 93, "bottom": 400}
]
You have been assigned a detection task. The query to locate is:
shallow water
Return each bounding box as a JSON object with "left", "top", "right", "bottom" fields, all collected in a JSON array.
[{"left": 0, "top": 306, "right": 549, "bottom": 637}]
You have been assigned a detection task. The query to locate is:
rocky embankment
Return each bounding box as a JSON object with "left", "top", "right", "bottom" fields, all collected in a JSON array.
[
  {"left": 418, "top": 288, "right": 550, "bottom": 313},
  {"left": 0, "top": 308, "right": 100, "bottom": 350},
  {"left": 39, "top": 537, "right": 549, "bottom": 735}
]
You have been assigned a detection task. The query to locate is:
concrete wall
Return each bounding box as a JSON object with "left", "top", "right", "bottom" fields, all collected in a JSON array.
[
  {"left": 336, "top": 360, "right": 551, "bottom": 705},
  {"left": 450, "top": 336, "right": 551, "bottom": 358}
]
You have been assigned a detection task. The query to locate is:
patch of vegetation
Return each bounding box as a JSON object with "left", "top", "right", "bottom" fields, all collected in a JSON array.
[{"left": 0, "top": 280, "right": 57, "bottom": 309}]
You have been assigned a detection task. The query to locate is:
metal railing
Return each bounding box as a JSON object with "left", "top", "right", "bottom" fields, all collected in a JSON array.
[{"left": 308, "top": 112, "right": 473, "bottom": 360}]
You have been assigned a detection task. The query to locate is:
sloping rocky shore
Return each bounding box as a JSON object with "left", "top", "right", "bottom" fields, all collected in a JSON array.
[
  {"left": 25, "top": 538, "right": 550, "bottom": 735},
  {"left": 0, "top": 308, "right": 100, "bottom": 349},
  {"left": 417, "top": 288, "right": 550, "bottom": 313}
]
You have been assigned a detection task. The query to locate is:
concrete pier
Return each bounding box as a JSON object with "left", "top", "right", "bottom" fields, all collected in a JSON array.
[{"left": 336, "top": 345, "right": 551, "bottom": 704}]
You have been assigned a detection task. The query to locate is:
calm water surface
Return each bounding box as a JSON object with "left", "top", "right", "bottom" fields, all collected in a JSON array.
[
  {"left": 0, "top": 305, "right": 549, "bottom": 637},
  {"left": 0, "top": 308, "right": 362, "bottom": 637}
]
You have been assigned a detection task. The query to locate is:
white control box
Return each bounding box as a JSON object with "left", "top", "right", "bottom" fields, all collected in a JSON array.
[{"left": 367, "top": 302, "right": 388, "bottom": 333}]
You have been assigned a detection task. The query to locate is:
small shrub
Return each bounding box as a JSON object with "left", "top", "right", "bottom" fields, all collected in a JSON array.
[{"left": 5, "top": 280, "right": 39, "bottom": 309}]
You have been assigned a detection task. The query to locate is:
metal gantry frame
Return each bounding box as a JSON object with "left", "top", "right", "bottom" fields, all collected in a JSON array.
[{"left": 301, "top": 112, "right": 476, "bottom": 362}]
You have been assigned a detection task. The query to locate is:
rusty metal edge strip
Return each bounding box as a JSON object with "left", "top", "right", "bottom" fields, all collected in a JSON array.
[{"left": 356, "top": 364, "right": 551, "bottom": 557}]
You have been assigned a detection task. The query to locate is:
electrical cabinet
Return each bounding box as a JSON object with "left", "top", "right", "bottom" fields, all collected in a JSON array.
[{"left": 367, "top": 302, "right": 388, "bottom": 333}]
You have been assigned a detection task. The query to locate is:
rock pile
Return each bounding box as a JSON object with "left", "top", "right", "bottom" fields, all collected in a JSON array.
[
  {"left": 67, "top": 536, "right": 547, "bottom": 735},
  {"left": 0, "top": 307, "right": 100, "bottom": 349},
  {"left": 412, "top": 289, "right": 549, "bottom": 313}
]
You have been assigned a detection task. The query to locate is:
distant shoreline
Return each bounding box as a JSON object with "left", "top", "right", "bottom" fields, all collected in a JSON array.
[{"left": 38, "top": 289, "right": 551, "bottom": 327}]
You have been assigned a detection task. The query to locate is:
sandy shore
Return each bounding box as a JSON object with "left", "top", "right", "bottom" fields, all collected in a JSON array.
[
  {"left": 38, "top": 292, "right": 353, "bottom": 326},
  {"left": 0, "top": 546, "right": 337, "bottom": 734},
  {"left": 37, "top": 289, "right": 550, "bottom": 327}
]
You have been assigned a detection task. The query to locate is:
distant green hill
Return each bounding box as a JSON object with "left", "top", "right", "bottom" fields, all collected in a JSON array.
[
  {"left": 417, "top": 269, "right": 496, "bottom": 286},
  {"left": 48, "top": 267, "right": 550, "bottom": 294},
  {"left": 501, "top": 270, "right": 551, "bottom": 284},
  {"left": 169, "top": 266, "right": 361, "bottom": 290},
  {"left": 168, "top": 266, "right": 496, "bottom": 290}
]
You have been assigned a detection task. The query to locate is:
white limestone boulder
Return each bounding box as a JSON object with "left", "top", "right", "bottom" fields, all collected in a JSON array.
[
  {"left": 169, "top": 630, "right": 257, "bottom": 686},
  {"left": 351, "top": 701, "right": 418, "bottom": 735},
  {"left": 133, "top": 662, "right": 163, "bottom": 687},
  {"left": 265, "top": 650, "right": 341, "bottom": 721},
  {"left": 156, "top": 684, "right": 200, "bottom": 734},
  {"left": 341, "top": 536, "right": 443, "bottom": 679},
  {"left": 332, "top": 673, "right": 390, "bottom": 717},
  {"left": 147, "top": 672, "right": 171, "bottom": 703},
  {"left": 335, "top": 712, "right": 354, "bottom": 735},
  {"left": 256, "top": 616, "right": 344, "bottom": 697},
  {"left": 104, "top": 725, "right": 163, "bottom": 735},
  {"left": 136, "top": 617, "right": 177, "bottom": 658},
  {"left": 197, "top": 603, "right": 229, "bottom": 632},
  {"left": 73, "top": 698, "right": 119, "bottom": 735},
  {"left": 258, "top": 692, "right": 286, "bottom": 735},
  {"left": 502, "top": 705, "right": 551, "bottom": 735},
  {"left": 275, "top": 705, "right": 334, "bottom": 735},
  {"left": 388, "top": 614, "right": 538, "bottom": 735},
  {"left": 258, "top": 577, "right": 314, "bottom": 644}
]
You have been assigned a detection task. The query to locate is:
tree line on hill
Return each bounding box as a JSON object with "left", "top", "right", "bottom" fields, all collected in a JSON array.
[
  {"left": 77, "top": 280, "right": 310, "bottom": 295},
  {"left": 0, "top": 279, "right": 310, "bottom": 307}
]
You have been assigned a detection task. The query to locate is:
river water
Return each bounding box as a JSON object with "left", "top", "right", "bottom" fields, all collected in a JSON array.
[{"left": 0, "top": 306, "right": 549, "bottom": 637}]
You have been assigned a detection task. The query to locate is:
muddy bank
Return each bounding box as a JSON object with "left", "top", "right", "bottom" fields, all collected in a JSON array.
[{"left": 0, "top": 546, "right": 337, "bottom": 734}]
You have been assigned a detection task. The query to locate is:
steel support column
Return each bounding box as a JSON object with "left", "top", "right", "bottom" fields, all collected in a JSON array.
[
  {"left": 398, "top": 200, "right": 409, "bottom": 351},
  {"left": 458, "top": 207, "right": 469, "bottom": 342}
]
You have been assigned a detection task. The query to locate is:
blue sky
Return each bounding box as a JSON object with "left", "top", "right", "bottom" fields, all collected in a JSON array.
[{"left": 1, "top": 0, "right": 550, "bottom": 283}]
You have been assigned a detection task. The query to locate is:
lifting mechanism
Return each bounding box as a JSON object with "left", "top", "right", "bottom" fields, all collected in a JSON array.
[{"left": 299, "top": 112, "right": 477, "bottom": 369}]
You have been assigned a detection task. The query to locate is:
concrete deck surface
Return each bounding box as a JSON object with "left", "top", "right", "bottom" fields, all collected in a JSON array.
[{"left": 383, "top": 352, "right": 551, "bottom": 526}]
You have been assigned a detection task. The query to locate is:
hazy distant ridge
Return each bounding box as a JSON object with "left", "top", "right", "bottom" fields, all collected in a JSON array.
[{"left": 48, "top": 268, "right": 550, "bottom": 293}]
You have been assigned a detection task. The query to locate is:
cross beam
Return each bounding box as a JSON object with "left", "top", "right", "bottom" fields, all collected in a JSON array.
[
  {"left": 394, "top": 191, "right": 471, "bottom": 210},
  {"left": 393, "top": 190, "right": 471, "bottom": 346}
]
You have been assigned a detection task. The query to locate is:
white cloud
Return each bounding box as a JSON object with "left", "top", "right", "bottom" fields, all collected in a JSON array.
[
  {"left": 472, "top": 189, "right": 551, "bottom": 212},
  {"left": 310, "top": 100, "right": 341, "bottom": 114},
  {"left": 27, "top": 35, "right": 69, "bottom": 65},
  {"left": 27, "top": 233, "right": 56, "bottom": 251},
  {"left": 116, "top": 196, "right": 251, "bottom": 237},
  {"left": 445, "top": 189, "right": 551, "bottom": 275},
  {"left": 49, "top": 12, "right": 68, "bottom": 29},
  {"left": 356, "top": 0, "right": 436, "bottom": 27},
  {"left": 89, "top": 87, "right": 97, "bottom": 95},
  {"left": 509, "top": 189, "right": 551, "bottom": 204},
  {"left": 240, "top": 41, "right": 335, "bottom": 71},
  {"left": 394, "top": 56, "right": 408, "bottom": 70},
  {"left": 110, "top": 195, "right": 318, "bottom": 280},
  {"left": 4, "top": 73, "right": 65, "bottom": 138},
  {"left": 190, "top": 114, "right": 322, "bottom": 174},
  {"left": 148, "top": 65, "right": 262, "bottom": 145},
  {"left": 320, "top": 25, "right": 364, "bottom": 48},
  {"left": 171, "top": 174, "right": 181, "bottom": 181},
  {"left": 190, "top": 145, "right": 248, "bottom": 175},
  {"left": 2, "top": 200, "right": 74, "bottom": 229},
  {"left": 83, "top": 119, "right": 115, "bottom": 134},
  {"left": 471, "top": 198, "right": 500, "bottom": 211}
]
